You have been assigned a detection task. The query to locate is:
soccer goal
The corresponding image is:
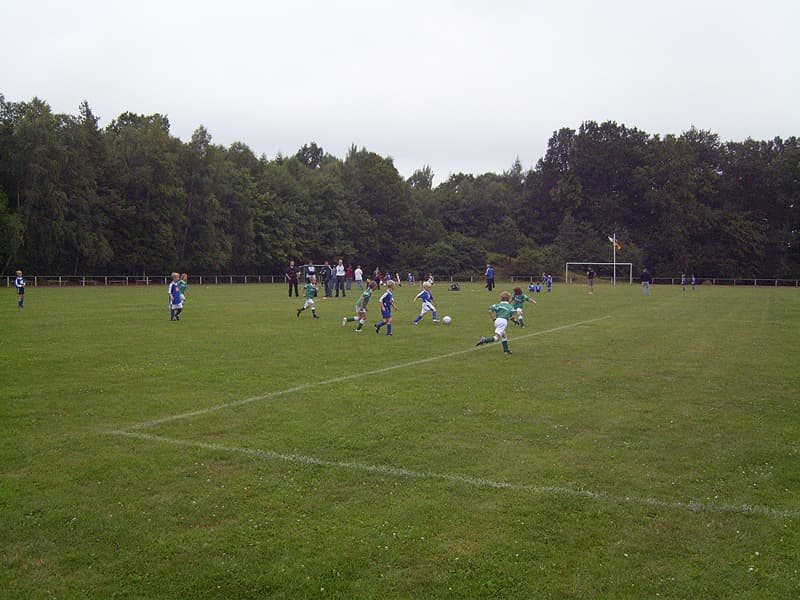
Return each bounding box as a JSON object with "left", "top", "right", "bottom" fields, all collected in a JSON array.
[{"left": 565, "top": 262, "right": 633, "bottom": 285}]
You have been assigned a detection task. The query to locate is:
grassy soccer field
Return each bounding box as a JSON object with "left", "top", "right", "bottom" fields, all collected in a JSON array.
[{"left": 1, "top": 281, "right": 798, "bottom": 598}]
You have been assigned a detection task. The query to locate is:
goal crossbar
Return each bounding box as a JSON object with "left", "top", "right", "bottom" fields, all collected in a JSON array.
[{"left": 566, "top": 262, "right": 633, "bottom": 285}]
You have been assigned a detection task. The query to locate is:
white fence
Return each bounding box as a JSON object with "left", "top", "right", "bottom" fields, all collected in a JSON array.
[{"left": 5, "top": 274, "right": 799, "bottom": 287}]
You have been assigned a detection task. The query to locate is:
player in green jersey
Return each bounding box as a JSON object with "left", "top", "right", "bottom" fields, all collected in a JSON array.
[
  {"left": 510, "top": 286, "right": 536, "bottom": 327},
  {"left": 297, "top": 275, "right": 320, "bottom": 318},
  {"left": 178, "top": 273, "right": 188, "bottom": 302},
  {"left": 342, "top": 280, "right": 378, "bottom": 332},
  {"left": 476, "top": 291, "right": 515, "bottom": 354}
]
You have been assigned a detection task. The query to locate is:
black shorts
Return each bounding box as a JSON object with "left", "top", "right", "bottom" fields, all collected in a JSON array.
[{"left": 17, "top": 287, "right": 25, "bottom": 295}]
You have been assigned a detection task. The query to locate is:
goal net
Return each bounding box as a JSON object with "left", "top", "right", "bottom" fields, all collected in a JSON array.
[{"left": 565, "top": 262, "right": 633, "bottom": 285}]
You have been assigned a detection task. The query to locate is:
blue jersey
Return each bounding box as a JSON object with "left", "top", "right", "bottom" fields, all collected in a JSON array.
[
  {"left": 379, "top": 290, "right": 394, "bottom": 316},
  {"left": 416, "top": 289, "right": 433, "bottom": 303},
  {"left": 169, "top": 282, "right": 182, "bottom": 304},
  {"left": 15, "top": 276, "right": 25, "bottom": 290}
]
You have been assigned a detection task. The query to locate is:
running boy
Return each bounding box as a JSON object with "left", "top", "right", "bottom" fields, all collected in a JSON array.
[
  {"left": 343, "top": 281, "right": 377, "bottom": 332},
  {"left": 375, "top": 280, "right": 398, "bottom": 335},
  {"left": 511, "top": 286, "right": 536, "bottom": 327},
  {"left": 168, "top": 272, "right": 183, "bottom": 321},
  {"left": 14, "top": 270, "right": 25, "bottom": 308},
  {"left": 475, "top": 291, "right": 515, "bottom": 354},
  {"left": 412, "top": 280, "right": 439, "bottom": 324},
  {"left": 297, "top": 275, "right": 320, "bottom": 318}
]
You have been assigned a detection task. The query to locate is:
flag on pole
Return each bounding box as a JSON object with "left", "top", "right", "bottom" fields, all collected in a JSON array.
[{"left": 608, "top": 235, "right": 622, "bottom": 251}]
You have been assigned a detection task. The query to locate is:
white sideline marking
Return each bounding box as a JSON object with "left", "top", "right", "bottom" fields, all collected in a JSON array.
[
  {"left": 109, "top": 430, "right": 799, "bottom": 520},
  {"left": 126, "top": 316, "right": 611, "bottom": 430}
]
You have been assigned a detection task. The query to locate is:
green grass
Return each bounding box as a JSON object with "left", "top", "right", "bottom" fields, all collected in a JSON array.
[{"left": 2, "top": 281, "right": 798, "bottom": 598}]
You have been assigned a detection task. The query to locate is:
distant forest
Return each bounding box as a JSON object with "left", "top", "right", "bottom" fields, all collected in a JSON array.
[{"left": 1, "top": 95, "right": 798, "bottom": 278}]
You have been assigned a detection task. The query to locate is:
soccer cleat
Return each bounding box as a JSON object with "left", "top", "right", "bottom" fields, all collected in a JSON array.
[
  {"left": 386, "top": 333, "right": 392, "bottom": 336},
  {"left": 432, "top": 319, "right": 440, "bottom": 323},
  {"left": 313, "top": 314, "right": 320, "bottom": 319},
  {"left": 412, "top": 321, "right": 418, "bottom": 325},
  {"left": 504, "top": 350, "right": 513, "bottom": 355},
  {"left": 375, "top": 324, "right": 380, "bottom": 334},
  {"left": 355, "top": 328, "right": 362, "bottom": 333},
  {"left": 475, "top": 337, "right": 485, "bottom": 346},
  {"left": 342, "top": 317, "right": 347, "bottom": 326}
]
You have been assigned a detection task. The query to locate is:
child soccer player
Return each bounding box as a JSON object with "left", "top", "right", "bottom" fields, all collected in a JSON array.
[
  {"left": 412, "top": 281, "right": 439, "bottom": 324},
  {"left": 178, "top": 273, "right": 188, "bottom": 302},
  {"left": 475, "top": 291, "right": 515, "bottom": 354},
  {"left": 511, "top": 286, "right": 536, "bottom": 328},
  {"left": 691, "top": 274, "right": 696, "bottom": 290},
  {"left": 343, "top": 281, "right": 377, "bottom": 332},
  {"left": 14, "top": 270, "right": 25, "bottom": 308},
  {"left": 375, "top": 280, "right": 398, "bottom": 335},
  {"left": 297, "top": 275, "right": 320, "bottom": 318},
  {"left": 681, "top": 273, "right": 687, "bottom": 292},
  {"left": 168, "top": 272, "right": 183, "bottom": 321},
  {"left": 546, "top": 274, "right": 553, "bottom": 292}
]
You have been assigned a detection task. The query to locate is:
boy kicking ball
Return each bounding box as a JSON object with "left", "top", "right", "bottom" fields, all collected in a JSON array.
[
  {"left": 297, "top": 275, "right": 320, "bottom": 318},
  {"left": 476, "top": 291, "right": 515, "bottom": 354},
  {"left": 411, "top": 280, "right": 439, "bottom": 324}
]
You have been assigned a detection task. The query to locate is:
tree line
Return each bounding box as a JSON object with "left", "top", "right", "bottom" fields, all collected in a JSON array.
[{"left": 1, "top": 95, "right": 798, "bottom": 278}]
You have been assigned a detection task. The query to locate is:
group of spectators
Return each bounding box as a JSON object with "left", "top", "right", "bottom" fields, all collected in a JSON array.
[{"left": 286, "top": 260, "right": 415, "bottom": 298}]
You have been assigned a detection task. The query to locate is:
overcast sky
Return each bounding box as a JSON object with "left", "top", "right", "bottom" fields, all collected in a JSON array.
[{"left": 3, "top": 0, "right": 798, "bottom": 183}]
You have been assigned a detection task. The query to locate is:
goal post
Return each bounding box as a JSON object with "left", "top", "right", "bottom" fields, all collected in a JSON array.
[{"left": 565, "top": 262, "right": 633, "bottom": 285}]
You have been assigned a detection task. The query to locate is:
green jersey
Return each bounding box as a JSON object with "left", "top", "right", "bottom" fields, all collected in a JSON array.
[
  {"left": 177, "top": 280, "right": 187, "bottom": 295},
  {"left": 511, "top": 293, "right": 531, "bottom": 309},
  {"left": 304, "top": 283, "right": 318, "bottom": 299},
  {"left": 489, "top": 301, "right": 515, "bottom": 320},
  {"left": 356, "top": 288, "right": 372, "bottom": 311}
]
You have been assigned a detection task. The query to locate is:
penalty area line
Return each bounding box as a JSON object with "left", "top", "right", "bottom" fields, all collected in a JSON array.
[
  {"left": 124, "top": 315, "right": 611, "bottom": 431},
  {"left": 108, "top": 430, "right": 799, "bottom": 521}
]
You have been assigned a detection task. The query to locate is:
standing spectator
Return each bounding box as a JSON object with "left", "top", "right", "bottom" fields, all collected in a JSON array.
[
  {"left": 285, "top": 260, "right": 299, "bottom": 297},
  {"left": 681, "top": 273, "right": 687, "bottom": 292},
  {"left": 641, "top": 268, "right": 652, "bottom": 296},
  {"left": 321, "top": 261, "right": 333, "bottom": 297},
  {"left": 374, "top": 267, "right": 382, "bottom": 287},
  {"left": 587, "top": 267, "right": 596, "bottom": 294},
  {"left": 485, "top": 264, "right": 495, "bottom": 291},
  {"left": 305, "top": 260, "right": 316, "bottom": 283},
  {"left": 407, "top": 272, "right": 414, "bottom": 286},
  {"left": 354, "top": 265, "right": 364, "bottom": 290},
  {"left": 345, "top": 264, "right": 354, "bottom": 290},
  {"left": 14, "top": 269, "right": 25, "bottom": 308},
  {"left": 335, "top": 259, "right": 346, "bottom": 297},
  {"left": 691, "top": 274, "right": 696, "bottom": 290}
]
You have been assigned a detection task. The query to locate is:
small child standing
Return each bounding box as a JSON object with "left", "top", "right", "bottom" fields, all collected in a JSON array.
[
  {"left": 476, "top": 291, "right": 515, "bottom": 354},
  {"left": 168, "top": 272, "right": 183, "bottom": 321},
  {"left": 297, "top": 275, "right": 320, "bottom": 318},
  {"left": 178, "top": 273, "right": 188, "bottom": 302},
  {"left": 511, "top": 286, "right": 536, "bottom": 328},
  {"left": 14, "top": 270, "right": 25, "bottom": 308},
  {"left": 412, "top": 281, "right": 438, "bottom": 324},
  {"left": 375, "top": 280, "right": 398, "bottom": 336}
]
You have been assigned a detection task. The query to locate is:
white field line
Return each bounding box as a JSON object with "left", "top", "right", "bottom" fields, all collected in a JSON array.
[
  {"left": 109, "top": 430, "right": 799, "bottom": 520},
  {"left": 126, "top": 315, "right": 611, "bottom": 431}
]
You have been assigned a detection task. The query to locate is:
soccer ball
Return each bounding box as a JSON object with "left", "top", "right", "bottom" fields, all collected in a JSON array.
[{"left": 442, "top": 316, "right": 452, "bottom": 324}]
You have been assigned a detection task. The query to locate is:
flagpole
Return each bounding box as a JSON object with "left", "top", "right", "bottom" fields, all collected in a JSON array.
[{"left": 612, "top": 232, "right": 617, "bottom": 286}]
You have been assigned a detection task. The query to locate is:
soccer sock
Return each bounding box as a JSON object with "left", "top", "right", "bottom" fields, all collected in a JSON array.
[
  {"left": 170, "top": 308, "right": 174, "bottom": 320},
  {"left": 502, "top": 340, "right": 509, "bottom": 352},
  {"left": 413, "top": 315, "right": 422, "bottom": 323},
  {"left": 376, "top": 322, "right": 384, "bottom": 330},
  {"left": 176, "top": 308, "right": 182, "bottom": 318},
  {"left": 484, "top": 336, "right": 496, "bottom": 344},
  {"left": 311, "top": 308, "right": 316, "bottom": 315},
  {"left": 356, "top": 320, "right": 364, "bottom": 331},
  {"left": 432, "top": 311, "right": 437, "bottom": 320},
  {"left": 347, "top": 316, "right": 357, "bottom": 322},
  {"left": 386, "top": 323, "right": 392, "bottom": 335},
  {"left": 19, "top": 298, "right": 23, "bottom": 307},
  {"left": 519, "top": 318, "right": 524, "bottom": 328}
]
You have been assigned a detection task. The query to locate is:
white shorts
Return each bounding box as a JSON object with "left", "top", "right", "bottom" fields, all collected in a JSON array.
[
  {"left": 170, "top": 301, "right": 183, "bottom": 310},
  {"left": 420, "top": 301, "right": 436, "bottom": 314},
  {"left": 515, "top": 307, "right": 523, "bottom": 316},
  {"left": 494, "top": 317, "right": 508, "bottom": 339},
  {"left": 303, "top": 298, "right": 315, "bottom": 309}
]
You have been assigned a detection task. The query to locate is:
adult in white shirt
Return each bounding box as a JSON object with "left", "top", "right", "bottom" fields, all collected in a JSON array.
[
  {"left": 335, "top": 259, "right": 346, "bottom": 297},
  {"left": 354, "top": 265, "right": 364, "bottom": 290}
]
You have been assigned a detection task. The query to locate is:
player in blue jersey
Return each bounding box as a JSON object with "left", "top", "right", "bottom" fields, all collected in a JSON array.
[
  {"left": 412, "top": 281, "right": 439, "bottom": 324},
  {"left": 375, "top": 280, "right": 398, "bottom": 336},
  {"left": 546, "top": 274, "right": 553, "bottom": 292},
  {"left": 168, "top": 272, "right": 183, "bottom": 321},
  {"left": 14, "top": 270, "right": 25, "bottom": 308},
  {"left": 691, "top": 274, "right": 696, "bottom": 290}
]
